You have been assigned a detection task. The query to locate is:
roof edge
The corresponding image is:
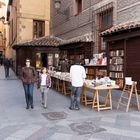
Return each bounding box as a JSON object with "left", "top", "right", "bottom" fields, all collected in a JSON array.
[{"left": 101, "top": 20, "right": 140, "bottom": 36}]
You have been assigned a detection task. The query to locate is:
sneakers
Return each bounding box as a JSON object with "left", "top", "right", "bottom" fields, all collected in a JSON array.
[
  {"left": 75, "top": 107, "right": 80, "bottom": 110},
  {"left": 43, "top": 106, "right": 47, "bottom": 109},
  {"left": 69, "top": 107, "right": 74, "bottom": 110},
  {"left": 69, "top": 107, "right": 80, "bottom": 110}
]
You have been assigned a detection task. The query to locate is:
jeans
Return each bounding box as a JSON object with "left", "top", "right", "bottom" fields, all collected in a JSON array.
[
  {"left": 4, "top": 66, "right": 9, "bottom": 78},
  {"left": 40, "top": 86, "right": 49, "bottom": 108},
  {"left": 70, "top": 86, "right": 82, "bottom": 109},
  {"left": 23, "top": 83, "right": 34, "bottom": 107}
]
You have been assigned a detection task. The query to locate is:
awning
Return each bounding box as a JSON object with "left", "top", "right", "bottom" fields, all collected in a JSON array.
[
  {"left": 101, "top": 20, "right": 140, "bottom": 36},
  {"left": 61, "top": 33, "right": 93, "bottom": 46},
  {"left": 12, "top": 33, "right": 94, "bottom": 49},
  {"left": 12, "top": 36, "right": 64, "bottom": 49}
]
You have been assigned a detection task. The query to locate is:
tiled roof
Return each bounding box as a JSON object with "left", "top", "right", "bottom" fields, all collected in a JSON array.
[
  {"left": 61, "top": 33, "right": 93, "bottom": 45},
  {"left": 101, "top": 20, "right": 140, "bottom": 36},
  {"left": 12, "top": 33, "right": 93, "bottom": 49},
  {"left": 13, "top": 36, "right": 64, "bottom": 48}
]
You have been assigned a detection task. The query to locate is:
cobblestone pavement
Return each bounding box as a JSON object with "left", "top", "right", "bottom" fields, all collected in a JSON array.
[{"left": 0, "top": 66, "right": 140, "bottom": 140}]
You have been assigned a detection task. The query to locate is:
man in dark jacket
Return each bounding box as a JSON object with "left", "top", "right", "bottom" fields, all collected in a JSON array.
[
  {"left": 60, "top": 59, "right": 69, "bottom": 72},
  {"left": 3, "top": 57, "right": 11, "bottom": 78}
]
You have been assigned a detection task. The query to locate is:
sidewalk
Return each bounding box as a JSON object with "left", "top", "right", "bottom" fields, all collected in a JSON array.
[
  {"left": 0, "top": 66, "right": 18, "bottom": 80},
  {"left": 0, "top": 66, "right": 140, "bottom": 140}
]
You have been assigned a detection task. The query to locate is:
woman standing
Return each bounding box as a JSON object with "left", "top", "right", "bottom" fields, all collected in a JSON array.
[
  {"left": 21, "top": 58, "right": 38, "bottom": 109},
  {"left": 38, "top": 67, "right": 51, "bottom": 109}
]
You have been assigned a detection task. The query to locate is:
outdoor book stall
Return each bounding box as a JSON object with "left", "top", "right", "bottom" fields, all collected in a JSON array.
[{"left": 49, "top": 70, "right": 120, "bottom": 111}]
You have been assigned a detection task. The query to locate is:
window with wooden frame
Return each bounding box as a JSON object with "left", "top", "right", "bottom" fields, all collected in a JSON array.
[
  {"left": 74, "top": 0, "right": 82, "bottom": 15},
  {"left": 33, "top": 20, "right": 45, "bottom": 38},
  {"left": 98, "top": 8, "right": 113, "bottom": 52}
]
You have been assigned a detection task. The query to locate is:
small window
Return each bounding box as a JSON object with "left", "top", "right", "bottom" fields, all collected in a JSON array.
[
  {"left": 101, "top": 37, "right": 106, "bottom": 51},
  {"left": 54, "top": 53, "right": 59, "bottom": 67},
  {"left": 48, "top": 54, "right": 53, "bottom": 66},
  {"left": 33, "top": 20, "right": 45, "bottom": 38},
  {"left": 74, "top": 0, "right": 82, "bottom": 15},
  {"left": 36, "top": 53, "right": 41, "bottom": 68},
  {"left": 99, "top": 8, "right": 113, "bottom": 31},
  {"left": 98, "top": 8, "right": 113, "bottom": 52}
]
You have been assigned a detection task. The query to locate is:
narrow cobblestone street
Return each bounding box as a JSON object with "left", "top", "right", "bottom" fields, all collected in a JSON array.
[{"left": 0, "top": 66, "right": 140, "bottom": 140}]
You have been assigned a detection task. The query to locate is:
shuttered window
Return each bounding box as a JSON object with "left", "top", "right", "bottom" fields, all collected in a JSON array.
[
  {"left": 99, "top": 8, "right": 113, "bottom": 31},
  {"left": 33, "top": 20, "right": 45, "bottom": 38}
]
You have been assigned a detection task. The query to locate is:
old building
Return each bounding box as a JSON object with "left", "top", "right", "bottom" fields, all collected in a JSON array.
[
  {"left": 51, "top": 0, "right": 140, "bottom": 88},
  {"left": 5, "top": 0, "right": 140, "bottom": 87},
  {"left": 6, "top": 0, "right": 50, "bottom": 70},
  {"left": 51, "top": 0, "right": 115, "bottom": 53},
  {"left": 51, "top": 0, "right": 140, "bottom": 52},
  {"left": 100, "top": 0, "right": 140, "bottom": 89},
  {"left": 0, "top": 0, "right": 6, "bottom": 59}
]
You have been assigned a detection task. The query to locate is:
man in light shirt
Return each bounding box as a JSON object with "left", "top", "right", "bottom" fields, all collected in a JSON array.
[{"left": 69, "top": 57, "right": 86, "bottom": 110}]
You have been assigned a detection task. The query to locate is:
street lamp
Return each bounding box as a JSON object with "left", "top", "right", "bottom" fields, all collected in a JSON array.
[
  {"left": 0, "top": 16, "right": 9, "bottom": 25},
  {"left": 0, "top": 16, "right": 5, "bottom": 24},
  {"left": 54, "top": 0, "right": 70, "bottom": 18},
  {"left": 54, "top": 0, "right": 61, "bottom": 9}
]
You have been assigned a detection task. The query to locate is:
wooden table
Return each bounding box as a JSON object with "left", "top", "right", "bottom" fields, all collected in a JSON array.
[
  {"left": 82, "top": 82, "right": 119, "bottom": 111},
  {"left": 50, "top": 72, "right": 71, "bottom": 95}
]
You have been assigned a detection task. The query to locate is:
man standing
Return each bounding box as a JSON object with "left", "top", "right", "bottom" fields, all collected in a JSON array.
[
  {"left": 60, "top": 59, "right": 69, "bottom": 72},
  {"left": 3, "top": 57, "right": 11, "bottom": 78},
  {"left": 69, "top": 57, "right": 86, "bottom": 110}
]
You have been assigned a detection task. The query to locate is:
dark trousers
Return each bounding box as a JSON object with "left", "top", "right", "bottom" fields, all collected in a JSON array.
[
  {"left": 23, "top": 83, "right": 34, "bottom": 107},
  {"left": 4, "top": 66, "right": 9, "bottom": 78},
  {"left": 70, "top": 86, "right": 82, "bottom": 109}
]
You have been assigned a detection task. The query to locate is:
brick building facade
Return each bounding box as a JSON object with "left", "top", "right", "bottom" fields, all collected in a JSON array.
[{"left": 51, "top": 0, "right": 140, "bottom": 53}]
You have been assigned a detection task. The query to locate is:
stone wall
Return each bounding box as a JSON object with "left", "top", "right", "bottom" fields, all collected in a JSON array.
[
  {"left": 117, "top": 0, "right": 140, "bottom": 23},
  {"left": 51, "top": 0, "right": 92, "bottom": 39},
  {"left": 51, "top": 0, "right": 116, "bottom": 40},
  {"left": 17, "top": 0, "right": 50, "bottom": 42},
  {"left": 51, "top": 0, "right": 140, "bottom": 40}
]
